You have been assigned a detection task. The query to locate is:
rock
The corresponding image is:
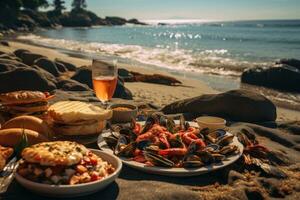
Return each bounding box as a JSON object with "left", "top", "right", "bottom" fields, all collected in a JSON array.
[
  {"left": 14, "top": 49, "right": 30, "bottom": 59},
  {"left": 0, "top": 40, "right": 9, "bottom": 46},
  {"left": 0, "top": 58, "right": 29, "bottom": 69},
  {"left": 132, "top": 73, "right": 182, "bottom": 85},
  {"left": 21, "top": 9, "right": 53, "bottom": 27},
  {"left": 127, "top": 18, "right": 147, "bottom": 25},
  {"left": 105, "top": 16, "right": 127, "bottom": 25},
  {"left": 276, "top": 58, "right": 300, "bottom": 70},
  {"left": 0, "top": 54, "right": 22, "bottom": 62},
  {"left": 118, "top": 68, "right": 133, "bottom": 79},
  {"left": 54, "top": 61, "right": 67, "bottom": 72},
  {"left": 0, "top": 68, "right": 56, "bottom": 93},
  {"left": 31, "top": 65, "right": 57, "bottom": 84},
  {"left": 60, "top": 12, "right": 92, "bottom": 27},
  {"left": 71, "top": 66, "right": 92, "bottom": 88},
  {"left": 161, "top": 90, "right": 277, "bottom": 122},
  {"left": 114, "top": 79, "right": 133, "bottom": 100},
  {"left": 33, "top": 58, "right": 60, "bottom": 77},
  {"left": 55, "top": 59, "right": 77, "bottom": 71},
  {"left": 19, "top": 51, "right": 45, "bottom": 66},
  {"left": 56, "top": 78, "right": 91, "bottom": 91},
  {"left": 241, "top": 65, "right": 300, "bottom": 92},
  {"left": 15, "top": 14, "right": 36, "bottom": 29}
]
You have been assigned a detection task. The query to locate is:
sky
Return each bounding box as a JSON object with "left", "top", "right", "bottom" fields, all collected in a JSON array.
[{"left": 64, "top": 0, "right": 300, "bottom": 21}]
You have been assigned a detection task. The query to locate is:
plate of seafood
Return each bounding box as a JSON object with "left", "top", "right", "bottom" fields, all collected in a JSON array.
[{"left": 98, "top": 115, "right": 243, "bottom": 177}]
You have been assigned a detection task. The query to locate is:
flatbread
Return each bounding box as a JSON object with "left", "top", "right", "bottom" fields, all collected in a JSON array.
[{"left": 21, "top": 141, "right": 88, "bottom": 166}]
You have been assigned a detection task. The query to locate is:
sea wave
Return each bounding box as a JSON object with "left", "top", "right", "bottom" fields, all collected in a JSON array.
[{"left": 17, "top": 34, "right": 270, "bottom": 77}]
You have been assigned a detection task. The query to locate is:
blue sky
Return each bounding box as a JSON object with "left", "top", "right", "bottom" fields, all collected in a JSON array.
[{"left": 64, "top": 0, "right": 300, "bottom": 20}]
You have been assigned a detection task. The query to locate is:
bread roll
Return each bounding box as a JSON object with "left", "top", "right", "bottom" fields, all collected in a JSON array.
[
  {"left": 0, "top": 128, "right": 48, "bottom": 147},
  {"left": 2, "top": 116, "right": 53, "bottom": 138}
]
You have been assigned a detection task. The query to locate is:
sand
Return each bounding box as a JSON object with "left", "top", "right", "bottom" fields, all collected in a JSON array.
[{"left": 1, "top": 41, "right": 299, "bottom": 121}]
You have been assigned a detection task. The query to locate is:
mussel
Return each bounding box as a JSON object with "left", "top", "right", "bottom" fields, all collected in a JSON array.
[
  {"left": 216, "top": 135, "right": 234, "bottom": 146},
  {"left": 114, "top": 135, "right": 137, "bottom": 157},
  {"left": 143, "top": 151, "right": 174, "bottom": 167},
  {"left": 183, "top": 154, "right": 204, "bottom": 168},
  {"left": 219, "top": 145, "right": 239, "bottom": 155}
]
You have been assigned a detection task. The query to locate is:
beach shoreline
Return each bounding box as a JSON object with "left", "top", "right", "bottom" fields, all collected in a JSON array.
[{"left": 1, "top": 39, "right": 299, "bottom": 121}]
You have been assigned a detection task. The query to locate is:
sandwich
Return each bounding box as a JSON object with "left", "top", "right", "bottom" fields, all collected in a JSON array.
[
  {"left": 17, "top": 141, "right": 115, "bottom": 185},
  {"left": 0, "top": 91, "right": 54, "bottom": 116},
  {"left": 48, "top": 101, "right": 112, "bottom": 136}
]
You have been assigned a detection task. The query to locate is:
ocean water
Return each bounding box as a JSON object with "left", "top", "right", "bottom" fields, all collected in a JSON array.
[
  {"left": 18, "top": 19, "right": 300, "bottom": 77},
  {"left": 17, "top": 19, "right": 300, "bottom": 109}
]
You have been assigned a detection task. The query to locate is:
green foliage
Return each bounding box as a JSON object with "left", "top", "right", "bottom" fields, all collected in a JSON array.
[
  {"left": 22, "top": 0, "right": 49, "bottom": 11},
  {"left": 0, "top": 0, "right": 23, "bottom": 25},
  {"left": 71, "top": 0, "right": 87, "bottom": 11},
  {"left": 53, "top": 0, "right": 65, "bottom": 14}
]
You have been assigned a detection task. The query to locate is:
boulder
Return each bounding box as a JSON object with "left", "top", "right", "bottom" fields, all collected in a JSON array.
[
  {"left": 60, "top": 12, "right": 92, "bottom": 27},
  {"left": 161, "top": 90, "right": 277, "bottom": 122},
  {"left": 241, "top": 65, "right": 300, "bottom": 92},
  {"left": 71, "top": 66, "right": 92, "bottom": 88},
  {"left": 0, "top": 58, "right": 29, "bottom": 69},
  {"left": 15, "top": 14, "right": 36, "bottom": 29},
  {"left": 33, "top": 58, "right": 60, "bottom": 77},
  {"left": 114, "top": 79, "right": 133, "bottom": 100},
  {"left": 54, "top": 61, "right": 67, "bottom": 72},
  {"left": 276, "top": 58, "right": 300, "bottom": 70},
  {"left": 19, "top": 51, "right": 45, "bottom": 66},
  {"left": 118, "top": 68, "right": 134, "bottom": 80},
  {"left": 0, "top": 40, "right": 9, "bottom": 47},
  {"left": 56, "top": 78, "right": 91, "bottom": 91},
  {"left": 0, "top": 68, "right": 56, "bottom": 93},
  {"left": 127, "top": 18, "right": 147, "bottom": 25},
  {"left": 0, "top": 54, "right": 22, "bottom": 62},
  {"left": 105, "top": 16, "right": 127, "bottom": 25},
  {"left": 14, "top": 49, "right": 30, "bottom": 59},
  {"left": 55, "top": 59, "right": 77, "bottom": 71},
  {"left": 31, "top": 65, "right": 57, "bottom": 84}
]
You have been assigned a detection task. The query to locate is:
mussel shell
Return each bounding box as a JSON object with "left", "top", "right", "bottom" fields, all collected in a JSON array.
[
  {"left": 103, "top": 135, "right": 119, "bottom": 149},
  {"left": 219, "top": 145, "right": 239, "bottom": 155},
  {"left": 141, "top": 115, "right": 157, "bottom": 133},
  {"left": 205, "top": 144, "right": 220, "bottom": 153},
  {"left": 211, "top": 153, "right": 226, "bottom": 162},
  {"left": 137, "top": 140, "right": 151, "bottom": 150},
  {"left": 144, "top": 145, "right": 160, "bottom": 154},
  {"left": 119, "top": 128, "right": 137, "bottom": 141},
  {"left": 196, "top": 151, "right": 214, "bottom": 164},
  {"left": 169, "top": 138, "right": 185, "bottom": 148},
  {"left": 183, "top": 154, "right": 204, "bottom": 168},
  {"left": 115, "top": 142, "right": 137, "bottom": 157},
  {"left": 217, "top": 135, "right": 234, "bottom": 146},
  {"left": 208, "top": 129, "right": 227, "bottom": 139},
  {"left": 144, "top": 152, "right": 174, "bottom": 167}
]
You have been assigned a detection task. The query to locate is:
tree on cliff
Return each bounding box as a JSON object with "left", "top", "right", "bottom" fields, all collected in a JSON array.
[
  {"left": 22, "top": 0, "right": 49, "bottom": 11},
  {"left": 53, "top": 0, "right": 65, "bottom": 14},
  {"left": 71, "top": 0, "right": 87, "bottom": 11},
  {"left": 0, "top": 0, "right": 23, "bottom": 25}
]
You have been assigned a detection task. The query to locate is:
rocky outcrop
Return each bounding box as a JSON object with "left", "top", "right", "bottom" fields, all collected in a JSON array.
[
  {"left": 241, "top": 65, "right": 300, "bottom": 92},
  {"left": 56, "top": 78, "right": 91, "bottom": 91},
  {"left": 33, "top": 58, "right": 60, "bottom": 77},
  {"left": 0, "top": 67, "right": 56, "bottom": 93},
  {"left": 162, "top": 90, "right": 277, "bottom": 122},
  {"left": 276, "top": 58, "right": 300, "bottom": 70},
  {"left": 18, "top": 51, "right": 45, "bottom": 66},
  {"left": 118, "top": 68, "right": 182, "bottom": 85},
  {"left": 55, "top": 59, "right": 77, "bottom": 71}
]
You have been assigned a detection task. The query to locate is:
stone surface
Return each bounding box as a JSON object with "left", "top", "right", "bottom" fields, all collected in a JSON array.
[
  {"left": 241, "top": 65, "right": 300, "bottom": 92},
  {"left": 54, "top": 61, "right": 67, "bottom": 72},
  {"left": 33, "top": 58, "right": 60, "bottom": 77},
  {"left": 19, "top": 51, "right": 45, "bottom": 66},
  {"left": 276, "top": 58, "right": 300, "bottom": 70},
  {"left": 56, "top": 78, "right": 92, "bottom": 91},
  {"left": 0, "top": 67, "right": 56, "bottom": 93},
  {"left": 14, "top": 49, "right": 30, "bottom": 59},
  {"left": 0, "top": 40, "right": 9, "bottom": 47},
  {"left": 55, "top": 59, "right": 77, "bottom": 71},
  {"left": 162, "top": 90, "right": 277, "bottom": 122}
]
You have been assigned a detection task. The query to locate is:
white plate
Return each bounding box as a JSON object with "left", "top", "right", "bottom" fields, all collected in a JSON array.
[
  {"left": 15, "top": 149, "right": 122, "bottom": 198},
  {"left": 98, "top": 121, "right": 243, "bottom": 177}
]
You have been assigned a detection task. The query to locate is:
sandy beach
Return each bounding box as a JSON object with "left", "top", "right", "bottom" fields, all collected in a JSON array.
[{"left": 0, "top": 40, "right": 298, "bottom": 121}]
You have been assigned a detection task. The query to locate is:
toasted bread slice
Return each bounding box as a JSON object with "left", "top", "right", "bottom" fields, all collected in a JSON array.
[{"left": 48, "top": 101, "right": 112, "bottom": 123}]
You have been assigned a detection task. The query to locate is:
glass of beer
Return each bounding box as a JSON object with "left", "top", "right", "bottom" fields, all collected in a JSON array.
[{"left": 92, "top": 59, "right": 118, "bottom": 105}]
